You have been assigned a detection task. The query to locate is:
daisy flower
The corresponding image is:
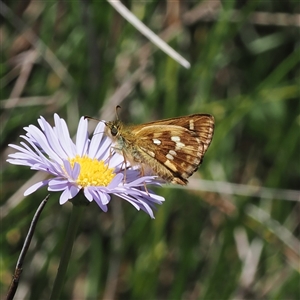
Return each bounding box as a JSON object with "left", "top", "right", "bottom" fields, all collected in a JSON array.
[{"left": 7, "top": 114, "right": 165, "bottom": 218}]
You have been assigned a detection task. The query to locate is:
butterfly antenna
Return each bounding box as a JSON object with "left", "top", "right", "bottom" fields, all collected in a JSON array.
[
  {"left": 115, "top": 105, "right": 121, "bottom": 120},
  {"left": 84, "top": 115, "right": 106, "bottom": 124}
]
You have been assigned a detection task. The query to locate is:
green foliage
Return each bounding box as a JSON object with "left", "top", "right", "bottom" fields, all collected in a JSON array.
[{"left": 1, "top": 1, "right": 299, "bottom": 299}]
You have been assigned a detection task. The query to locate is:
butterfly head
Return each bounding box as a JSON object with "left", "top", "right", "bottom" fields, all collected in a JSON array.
[
  {"left": 104, "top": 105, "right": 124, "bottom": 137},
  {"left": 104, "top": 120, "right": 123, "bottom": 138}
]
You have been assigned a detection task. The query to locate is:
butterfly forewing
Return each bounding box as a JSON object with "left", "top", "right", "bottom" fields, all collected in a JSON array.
[{"left": 105, "top": 114, "right": 214, "bottom": 185}]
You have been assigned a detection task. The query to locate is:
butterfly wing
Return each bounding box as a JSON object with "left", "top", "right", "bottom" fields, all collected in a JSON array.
[{"left": 131, "top": 114, "right": 214, "bottom": 184}]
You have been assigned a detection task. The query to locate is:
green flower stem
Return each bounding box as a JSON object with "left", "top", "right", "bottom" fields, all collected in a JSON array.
[{"left": 49, "top": 196, "right": 88, "bottom": 300}]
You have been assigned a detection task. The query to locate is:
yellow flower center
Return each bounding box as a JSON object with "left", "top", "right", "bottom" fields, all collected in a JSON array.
[{"left": 68, "top": 155, "right": 115, "bottom": 187}]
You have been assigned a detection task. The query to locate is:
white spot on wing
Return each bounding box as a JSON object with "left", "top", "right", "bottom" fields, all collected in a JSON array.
[
  {"left": 169, "top": 150, "right": 177, "bottom": 156},
  {"left": 164, "top": 159, "right": 177, "bottom": 171},
  {"left": 189, "top": 119, "right": 194, "bottom": 130},
  {"left": 166, "top": 153, "right": 174, "bottom": 160},
  {"left": 171, "top": 136, "right": 185, "bottom": 150},
  {"left": 171, "top": 136, "right": 180, "bottom": 142},
  {"left": 175, "top": 142, "right": 185, "bottom": 151},
  {"left": 153, "top": 138, "right": 161, "bottom": 145}
]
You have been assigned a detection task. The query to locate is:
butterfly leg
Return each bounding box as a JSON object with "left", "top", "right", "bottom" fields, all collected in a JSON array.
[
  {"left": 121, "top": 151, "right": 128, "bottom": 184},
  {"left": 143, "top": 182, "right": 149, "bottom": 196},
  {"left": 138, "top": 164, "right": 150, "bottom": 195},
  {"left": 105, "top": 147, "right": 115, "bottom": 170},
  {"left": 106, "top": 148, "right": 128, "bottom": 185}
]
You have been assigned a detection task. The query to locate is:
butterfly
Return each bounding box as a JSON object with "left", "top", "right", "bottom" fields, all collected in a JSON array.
[{"left": 105, "top": 110, "right": 214, "bottom": 184}]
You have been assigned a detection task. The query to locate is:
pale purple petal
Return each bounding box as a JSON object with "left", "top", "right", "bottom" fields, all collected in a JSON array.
[
  {"left": 38, "top": 116, "right": 69, "bottom": 159},
  {"left": 107, "top": 173, "right": 124, "bottom": 189},
  {"left": 53, "top": 114, "right": 77, "bottom": 157},
  {"left": 18, "top": 138, "right": 56, "bottom": 170},
  {"left": 117, "top": 194, "right": 141, "bottom": 210},
  {"left": 24, "top": 180, "right": 51, "bottom": 196},
  {"left": 63, "top": 160, "right": 73, "bottom": 177},
  {"left": 48, "top": 178, "right": 69, "bottom": 191},
  {"left": 97, "top": 138, "right": 114, "bottom": 161},
  {"left": 60, "top": 189, "right": 70, "bottom": 204},
  {"left": 62, "top": 160, "right": 80, "bottom": 181},
  {"left": 69, "top": 185, "right": 80, "bottom": 198},
  {"left": 88, "top": 122, "right": 105, "bottom": 158},
  {"left": 62, "top": 161, "right": 80, "bottom": 180},
  {"left": 7, "top": 157, "right": 33, "bottom": 166},
  {"left": 93, "top": 191, "right": 109, "bottom": 211},
  {"left": 59, "top": 185, "right": 80, "bottom": 204},
  {"left": 126, "top": 176, "right": 158, "bottom": 186},
  {"left": 107, "top": 151, "right": 124, "bottom": 168},
  {"left": 83, "top": 188, "right": 94, "bottom": 202},
  {"left": 137, "top": 200, "right": 155, "bottom": 218},
  {"left": 146, "top": 192, "right": 165, "bottom": 203},
  {"left": 25, "top": 124, "right": 62, "bottom": 163},
  {"left": 71, "top": 163, "right": 80, "bottom": 180},
  {"left": 7, "top": 144, "right": 42, "bottom": 167},
  {"left": 76, "top": 117, "right": 88, "bottom": 156}
]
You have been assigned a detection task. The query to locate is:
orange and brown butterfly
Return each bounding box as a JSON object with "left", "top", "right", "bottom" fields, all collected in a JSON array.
[{"left": 104, "top": 107, "right": 214, "bottom": 185}]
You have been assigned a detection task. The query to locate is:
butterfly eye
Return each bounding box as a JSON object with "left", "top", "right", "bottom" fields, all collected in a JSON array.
[{"left": 111, "top": 126, "right": 118, "bottom": 136}]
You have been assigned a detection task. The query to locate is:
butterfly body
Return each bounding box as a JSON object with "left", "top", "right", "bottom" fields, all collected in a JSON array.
[{"left": 105, "top": 114, "right": 214, "bottom": 185}]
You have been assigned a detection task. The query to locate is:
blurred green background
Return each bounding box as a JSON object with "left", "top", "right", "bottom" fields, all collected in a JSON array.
[{"left": 1, "top": 0, "right": 299, "bottom": 299}]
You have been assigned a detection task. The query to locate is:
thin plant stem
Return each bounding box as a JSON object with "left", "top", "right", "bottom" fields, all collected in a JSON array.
[
  {"left": 49, "top": 195, "right": 88, "bottom": 300},
  {"left": 6, "top": 195, "right": 49, "bottom": 300}
]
